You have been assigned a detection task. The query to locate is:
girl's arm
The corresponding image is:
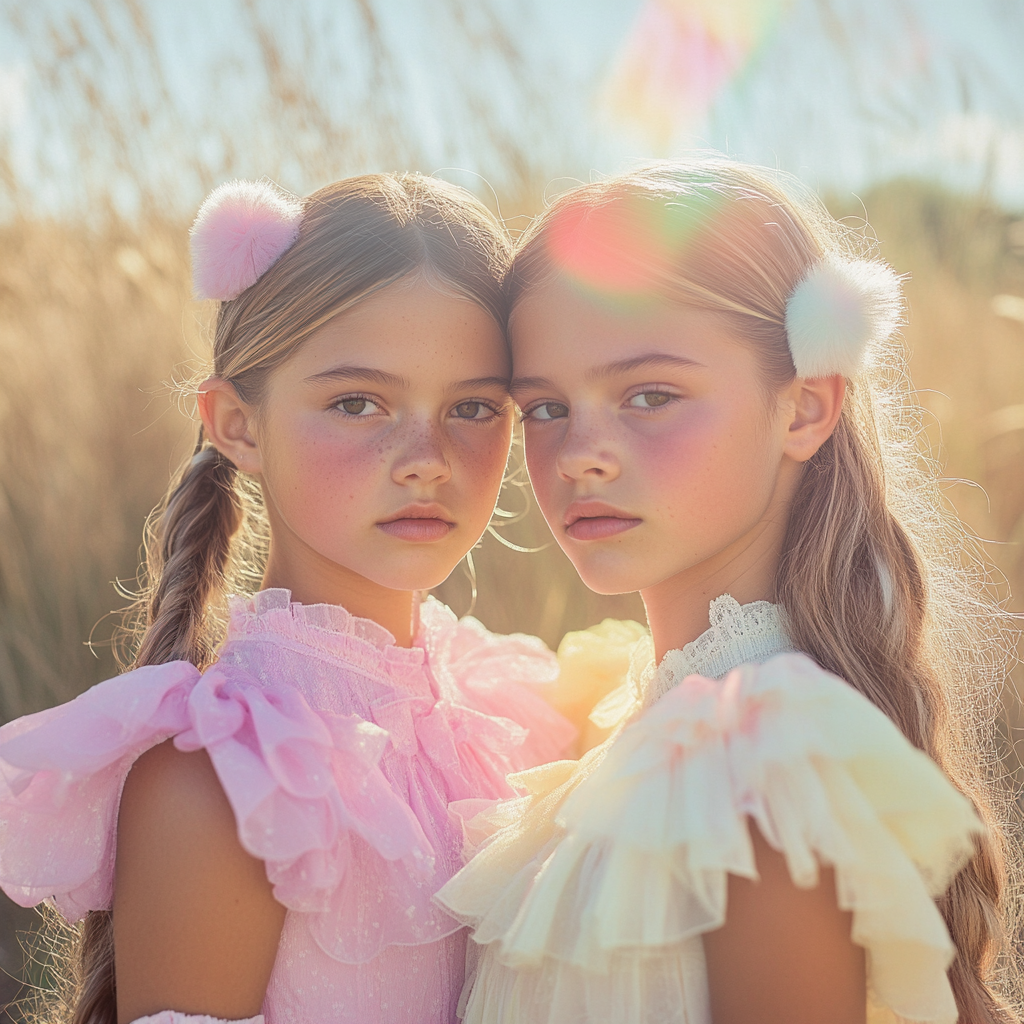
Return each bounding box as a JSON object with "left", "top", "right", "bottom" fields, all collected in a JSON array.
[
  {"left": 702, "top": 821, "right": 866, "bottom": 1024},
  {"left": 114, "top": 740, "right": 287, "bottom": 1024}
]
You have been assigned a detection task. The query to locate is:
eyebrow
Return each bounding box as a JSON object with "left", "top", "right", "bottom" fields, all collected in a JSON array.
[
  {"left": 448, "top": 375, "right": 512, "bottom": 394},
  {"left": 510, "top": 352, "right": 703, "bottom": 396},
  {"left": 304, "top": 365, "right": 410, "bottom": 389},
  {"left": 304, "top": 366, "right": 510, "bottom": 393},
  {"left": 586, "top": 353, "right": 704, "bottom": 380},
  {"left": 509, "top": 375, "right": 556, "bottom": 398}
]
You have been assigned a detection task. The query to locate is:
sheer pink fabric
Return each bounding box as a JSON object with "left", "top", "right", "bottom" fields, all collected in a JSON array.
[{"left": 0, "top": 590, "right": 574, "bottom": 1024}]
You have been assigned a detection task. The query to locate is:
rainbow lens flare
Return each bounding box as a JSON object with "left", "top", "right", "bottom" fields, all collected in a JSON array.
[
  {"left": 603, "top": 0, "right": 793, "bottom": 147},
  {"left": 544, "top": 188, "right": 726, "bottom": 306}
]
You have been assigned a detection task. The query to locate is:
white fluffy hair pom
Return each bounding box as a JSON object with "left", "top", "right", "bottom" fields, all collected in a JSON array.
[
  {"left": 190, "top": 179, "right": 304, "bottom": 301},
  {"left": 784, "top": 256, "right": 903, "bottom": 378}
]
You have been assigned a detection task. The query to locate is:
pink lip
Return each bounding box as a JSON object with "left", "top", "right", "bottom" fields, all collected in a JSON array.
[
  {"left": 377, "top": 504, "right": 455, "bottom": 543},
  {"left": 563, "top": 502, "right": 642, "bottom": 542}
]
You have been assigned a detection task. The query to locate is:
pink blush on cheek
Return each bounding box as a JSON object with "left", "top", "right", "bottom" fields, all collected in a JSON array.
[
  {"left": 267, "top": 424, "right": 385, "bottom": 536},
  {"left": 294, "top": 434, "right": 383, "bottom": 492}
]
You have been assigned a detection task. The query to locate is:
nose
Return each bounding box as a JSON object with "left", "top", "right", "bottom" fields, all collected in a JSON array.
[
  {"left": 554, "top": 414, "right": 621, "bottom": 483},
  {"left": 391, "top": 422, "right": 452, "bottom": 487}
]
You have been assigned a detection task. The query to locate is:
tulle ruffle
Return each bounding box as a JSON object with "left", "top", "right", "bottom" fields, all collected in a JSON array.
[
  {"left": 437, "top": 653, "right": 983, "bottom": 1024},
  {"left": 444, "top": 621, "right": 650, "bottom": 860},
  {"left": 0, "top": 659, "right": 454, "bottom": 961},
  {"left": 225, "top": 591, "right": 575, "bottom": 771},
  {"left": 226, "top": 590, "right": 427, "bottom": 678},
  {"left": 178, "top": 663, "right": 458, "bottom": 961},
  {"left": 0, "top": 661, "right": 200, "bottom": 919},
  {"left": 548, "top": 619, "right": 649, "bottom": 754},
  {"left": 418, "top": 600, "right": 575, "bottom": 768}
]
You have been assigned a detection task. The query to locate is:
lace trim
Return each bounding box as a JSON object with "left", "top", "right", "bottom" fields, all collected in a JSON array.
[{"left": 643, "top": 594, "right": 792, "bottom": 707}]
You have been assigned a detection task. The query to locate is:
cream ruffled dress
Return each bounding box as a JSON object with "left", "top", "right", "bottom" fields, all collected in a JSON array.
[{"left": 436, "top": 596, "right": 983, "bottom": 1024}]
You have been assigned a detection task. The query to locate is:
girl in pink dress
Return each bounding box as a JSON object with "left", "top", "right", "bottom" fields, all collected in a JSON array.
[{"left": 0, "top": 176, "right": 573, "bottom": 1024}]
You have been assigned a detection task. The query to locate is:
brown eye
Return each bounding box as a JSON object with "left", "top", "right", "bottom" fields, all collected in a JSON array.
[
  {"left": 628, "top": 392, "right": 671, "bottom": 408},
  {"left": 338, "top": 397, "right": 382, "bottom": 416},
  {"left": 453, "top": 401, "right": 491, "bottom": 419},
  {"left": 528, "top": 402, "right": 569, "bottom": 421}
]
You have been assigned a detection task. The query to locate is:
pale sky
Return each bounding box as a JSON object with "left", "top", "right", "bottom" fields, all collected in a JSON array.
[{"left": 0, "top": 0, "right": 1022, "bottom": 215}]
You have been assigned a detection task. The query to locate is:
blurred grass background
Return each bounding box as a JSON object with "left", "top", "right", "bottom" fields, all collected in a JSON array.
[{"left": 0, "top": 0, "right": 1023, "bottom": 1015}]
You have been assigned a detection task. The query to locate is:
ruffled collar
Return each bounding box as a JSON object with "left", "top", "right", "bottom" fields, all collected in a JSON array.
[
  {"left": 224, "top": 588, "right": 467, "bottom": 685},
  {"left": 230, "top": 587, "right": 407, "bottom": 646},
  {"left": 643, "top": 595, "right": 792, "bottom": 707}
]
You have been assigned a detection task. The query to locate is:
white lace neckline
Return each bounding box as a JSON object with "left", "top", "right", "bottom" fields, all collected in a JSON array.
[{"left": 643, "top": 594, "right": 792, "bottom": 707}]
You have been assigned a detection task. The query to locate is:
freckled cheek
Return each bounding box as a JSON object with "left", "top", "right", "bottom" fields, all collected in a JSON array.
[
  {"left": 627, "top": 417, "right": 735, "bottom": 511},
  {"left": 522, "top": 430, "right": 565, "bottom": 519},
  {"left": 449, "top": 427, "right": 512, "bottom": 507},
  {"left": 269, "top": 420, "right": 388, "bottom": 512}
]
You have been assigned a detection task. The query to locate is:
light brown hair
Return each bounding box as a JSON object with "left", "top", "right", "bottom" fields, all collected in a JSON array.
[
  {"left": 64, "top": 172, "right": 512, "bottom": 1024},
  {"left": 509, "top": 159, "right": 1022, "bottom": 1022}
]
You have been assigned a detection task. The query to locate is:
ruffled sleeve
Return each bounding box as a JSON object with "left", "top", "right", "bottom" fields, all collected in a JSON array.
[
  {"left": 0, "top": 661, "right": 199, "bottom": 920},
  {"left": 177, "top": 662, "right": 452, "bottom": 963},
  {"left": 437, "top": 653, "right": 983, "bottom": 1024},
  {"left": 419, "top": 598, "right": 576, "bottom": 768},
  {"left": 0, "top": 660, "right": 450, "bottom": 962}
]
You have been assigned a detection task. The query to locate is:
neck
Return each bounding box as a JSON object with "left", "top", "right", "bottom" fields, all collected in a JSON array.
[
  {"left": 261, "top": 545, "right": 418, "bottom": 647},
  {"left": 640, "top": 518, "right": 786, "bottom": 664}
]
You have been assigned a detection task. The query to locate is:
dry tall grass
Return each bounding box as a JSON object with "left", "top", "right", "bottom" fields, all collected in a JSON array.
[{"left": 0, "top": 218, "right": 198, "bottom": 717}]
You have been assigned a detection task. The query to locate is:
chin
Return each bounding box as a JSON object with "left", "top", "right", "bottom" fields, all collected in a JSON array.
[
  {"left": 356, "top": 554, "right": 466, "bottom": 594},
  {"left": 570, "top": 558, "right": 648, "bottom": 597},
  {"left": 363, "top": 568, "right": 456, "bottom": 593}
]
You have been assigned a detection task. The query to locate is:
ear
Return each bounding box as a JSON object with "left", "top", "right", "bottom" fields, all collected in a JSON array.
[
  {"left": 196, "top": 377, "right": 262, "bottom": 474},
  {"left": 782, "top": 374, "right": 846, "bottom": 463}
]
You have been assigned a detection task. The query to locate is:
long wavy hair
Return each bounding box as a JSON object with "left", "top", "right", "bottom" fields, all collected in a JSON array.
[
  {"left": 508, "top": 159, "right": 1022, "bottom": 1023},
  {"left": 57, "top": 172, "right": 512, "bottom": 1024}
]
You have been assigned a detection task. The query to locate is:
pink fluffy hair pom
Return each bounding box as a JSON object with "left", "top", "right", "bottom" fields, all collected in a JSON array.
[{"left": 189, "top": 179, "right": 304, "bottom": 301}]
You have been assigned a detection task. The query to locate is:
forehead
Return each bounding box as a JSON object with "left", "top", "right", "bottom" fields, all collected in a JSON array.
[
  {"left": 509, "top": 276, "right": 744, "bottom": 375},
  {"left": 286, "top": 275, "right": 510, "bottom": 378}
]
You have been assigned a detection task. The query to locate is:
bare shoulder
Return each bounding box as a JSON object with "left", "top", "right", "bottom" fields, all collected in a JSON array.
[
  {"left": 702, "top": 820, "right": 866, "bottom": 1024},
  {"left": 114, "top": 739, "right": 286, "bottom": 1024},
  {"left": 120, "top": 738, "right": 233, "bottom": 833}
]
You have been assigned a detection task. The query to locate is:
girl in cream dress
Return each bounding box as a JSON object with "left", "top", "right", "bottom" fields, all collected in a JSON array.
[{"left": 437, "top": 161, "right": 1021, "bottom": 1024}]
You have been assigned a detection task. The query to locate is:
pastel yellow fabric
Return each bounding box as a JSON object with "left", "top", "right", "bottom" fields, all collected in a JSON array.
[
  {"left": 436, "top": 652, "right": 983, "bottom": 1024},
  {"left": 548, "top": 619, "right": 649, "bottom": 755}
]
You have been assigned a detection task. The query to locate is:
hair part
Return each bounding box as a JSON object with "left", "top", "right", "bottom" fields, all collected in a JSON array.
[{"left": 510, "top": 159, "right": 1023, "bottom": 1022}]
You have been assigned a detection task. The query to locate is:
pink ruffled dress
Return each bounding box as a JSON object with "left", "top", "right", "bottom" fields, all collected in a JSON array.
[{"left": 0, "top": 590, "right": 575, "bottom": 1024}]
